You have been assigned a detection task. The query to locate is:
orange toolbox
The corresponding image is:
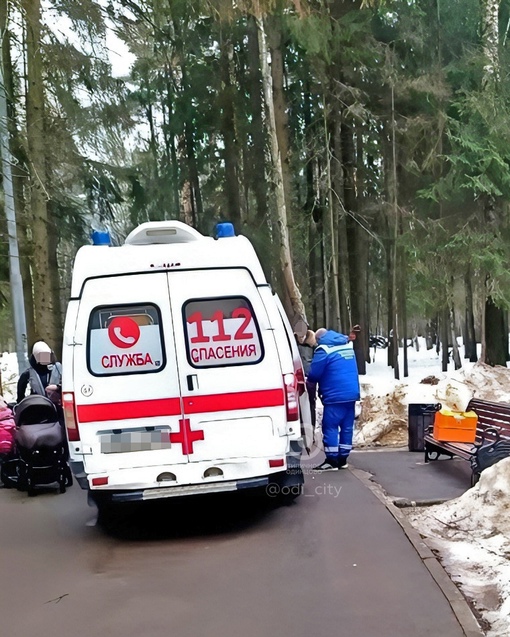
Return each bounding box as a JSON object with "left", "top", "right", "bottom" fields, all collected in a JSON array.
[{"left": 433, "top": 409, "right": 478, "bottom": 443}]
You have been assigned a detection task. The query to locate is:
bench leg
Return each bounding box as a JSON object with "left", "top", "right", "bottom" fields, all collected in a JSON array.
[{"left": 425, "top": 441, "right": 453, "bottom": 462}]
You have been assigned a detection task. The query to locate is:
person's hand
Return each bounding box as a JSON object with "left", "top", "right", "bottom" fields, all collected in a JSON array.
[{"left": 349, "top": 324, "right": 360, "bottom": 341}]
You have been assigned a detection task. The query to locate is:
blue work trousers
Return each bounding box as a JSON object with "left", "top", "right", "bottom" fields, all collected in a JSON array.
[{"left": 322, "top": 401, "right": 356, "bottom": 462}]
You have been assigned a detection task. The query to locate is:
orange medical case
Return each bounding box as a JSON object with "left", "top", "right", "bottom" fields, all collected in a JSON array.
[{"left": 433, "top": 409, "right": 478, "bottom": 443}]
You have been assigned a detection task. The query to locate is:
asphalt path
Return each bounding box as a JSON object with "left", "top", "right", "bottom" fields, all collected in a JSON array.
[{"left": 0, "top": 467, "right": 465, "bottom": 637}]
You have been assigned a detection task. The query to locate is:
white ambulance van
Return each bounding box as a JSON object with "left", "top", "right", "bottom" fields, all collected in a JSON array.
[{"left": 61, "top": 221, "right": 310, "bottom": 510}]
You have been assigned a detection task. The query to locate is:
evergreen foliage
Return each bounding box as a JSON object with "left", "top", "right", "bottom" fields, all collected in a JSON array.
[{"left": 0, "top": 0, "right": 509, "bottom": 366}]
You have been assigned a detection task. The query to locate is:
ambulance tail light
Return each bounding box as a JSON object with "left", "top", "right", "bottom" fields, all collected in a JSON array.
[
  {"left": 92, "top": 477, "right": 109, "bottom": 486},
  {"left": 283, "top": 373, "right": 299, "bottom": 422},
  {"left": 62, "top": 392, "right": 80, "bottom": 441}
]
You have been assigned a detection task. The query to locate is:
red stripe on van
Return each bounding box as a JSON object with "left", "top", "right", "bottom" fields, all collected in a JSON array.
[
  {"left": 77, "top": 397, "right": 182, "bottom": 423},
  {"left": 183, "top": 388, "right": 285, "bottom": 414}
]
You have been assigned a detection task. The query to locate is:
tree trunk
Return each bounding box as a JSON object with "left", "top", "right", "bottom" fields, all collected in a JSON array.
[
  {"left": 172, "top": 17, "right": 203, "bottom": 230},
  {"left": 440, "top": 308, "right": 449, "bottom": 372},
  {"left": 479, "top": 0, "right": 505, "bottom": 366},
  {"left": 326, "top": 114, "right": 342, "bottom": 331},
  {"left": 342, "top": 118, "right": 367, "bottom": 374},
  {"left": 463, "top": 268, "right": 477, "bottom": 361},
  {"left": 22, "top": 0, "right": 58, "bottom": 347},
  {"left": 303, "top": 77, "right": 321, "bottom": 328},
  {"left": 165, "top": 77, "right": 181, "bottom": 216},
  {"left": 485, "top": 296, "right": 508, "bottom": 366},
  {"left": 267, "top": 14, "right": 293, "bottom": 220},
  {"left": 219, "top": 32, "right": 242, "bottom": 228},
  {"left": 1, "top": 9, "right": 35, "bottom": 346},
  {"left": 246, "top": 17, "right": 268, "bottom": 228},
  {"left": 47, "top": 201, "right": 63, "bottom": 357},
  {"left": 449, "top": 306, "right": 462, "bottom": 370},
  {"left": 255, "top": 13, "right": 306, "bottom": 325},
  {"left": 330, "top": 112, "right": 350, "bottom": 331}
]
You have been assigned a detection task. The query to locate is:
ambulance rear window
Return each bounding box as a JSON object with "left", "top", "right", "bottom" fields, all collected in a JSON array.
[
  {"left": 87, "top": 303, "right": 165, "bottom": 376},
  {"left": 183, "top": 297, "right": 264, "bottom": 368}
]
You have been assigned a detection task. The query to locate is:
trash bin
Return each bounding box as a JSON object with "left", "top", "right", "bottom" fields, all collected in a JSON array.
[{"left": 408, "top": 403, "right": 441, "bottom": 452}]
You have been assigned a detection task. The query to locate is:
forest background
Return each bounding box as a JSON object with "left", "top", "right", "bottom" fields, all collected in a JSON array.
[{"left": 1, "top": 0, "right": 510, "bottom": 378}]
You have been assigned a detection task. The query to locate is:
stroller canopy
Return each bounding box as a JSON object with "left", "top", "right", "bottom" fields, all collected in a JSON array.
[{"left": 15, "top": 395, "right": 59, "bottom": 427}]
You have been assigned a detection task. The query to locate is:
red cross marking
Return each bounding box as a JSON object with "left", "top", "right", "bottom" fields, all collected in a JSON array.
[{"left": 170, "top": 418, "right": 204, "bottom": 455}]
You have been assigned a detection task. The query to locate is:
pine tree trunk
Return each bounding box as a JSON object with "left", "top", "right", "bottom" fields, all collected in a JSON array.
[
  {"left": 219, "top": 33, "right": 242, "bottom": 228},
  {"left": 480, "top": 0, "right": 505, "bottom": 366},
  {"left": 255, "top": 13, "right": 306, "bottom": 325},
  {"left": 342, "top": 118, "right": 367, "bottom": 374},
  {"left": 463, "top": 268, "right": 477, "bottom": 361},
  {"left": 449, "top": 306, "right": 462, "bottom": 370},
  {"left": 303, "top": 79, "right": 320, "bottom": 328},
  {"left": 485, "top": 296, "right": 508, "bottom": 366},
  {"left": 246, "top": 17, "right": 268, "bottom": 228},
  {"left": 326, "top": 115, "right": 342, "bottom": 331},
  {"left": 329, "top": 113, "right": 350, "bottom": 330},
  {"left": 267, "top": 15, "right": 292, "bottom": 219},
  {"left": 22, "top": 0, "right": 57, "bottom": 346},
  {"left": 172, "top": 18, "right": 203, "bottom": 229},
  {"left": 1, "top": 11, "right": 35, "bottom": 346},
  {"left": 440, "top": 308, "right": 449, "bottom": 372},
  {"left": 165, "top": 80, "right": 181, "bottom": 216}
]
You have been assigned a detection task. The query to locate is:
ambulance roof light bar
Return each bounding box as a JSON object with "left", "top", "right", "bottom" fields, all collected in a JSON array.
[
  {"left": 92, "top": 230, "right": 111, "bottom": 246},
  {"left": 124, "top": 221, "right": 204, "bottom": 245},
  {"left": 215, "top": 222, "right": 236, "bottom": 238}
]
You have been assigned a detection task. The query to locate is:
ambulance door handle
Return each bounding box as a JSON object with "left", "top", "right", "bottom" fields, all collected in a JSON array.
[{"left": 187, "top": 374, "right": 198, "bottom": 391}]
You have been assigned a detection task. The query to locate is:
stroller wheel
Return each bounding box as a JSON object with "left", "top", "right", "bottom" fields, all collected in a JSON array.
[
  {"left": 64, "top": 464, "right": 73, "bottom": 487},
  {"left": 16, "top": 466, "right": 26, "bottom": 492},
  {"left": 1, "top": 460, "right": 16, "bottom": 488},
  {"left": 27, "top": 478, "right": 36, "bottom": 497},
  {"left": 59, "top": 475, "right": 66, "bottom": 494}
]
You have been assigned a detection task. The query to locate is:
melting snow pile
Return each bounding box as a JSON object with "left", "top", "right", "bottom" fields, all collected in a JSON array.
[
  {"left": 0, "top": 352, "right": 18, "bottom": 402},
  {"left": 407, "top": 458, "right": 510, "bottom": 637},
  {"left": 355, "top": 361, "right": 510, "bottom": 446}
]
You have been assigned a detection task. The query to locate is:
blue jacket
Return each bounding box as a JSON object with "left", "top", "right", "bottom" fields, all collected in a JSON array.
[{"left": 307, "top": 330, "right": 360, "bottom": 404}]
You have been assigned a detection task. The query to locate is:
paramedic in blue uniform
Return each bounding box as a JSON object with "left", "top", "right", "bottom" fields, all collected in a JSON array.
[{"left": 308, "top": 327, "right": 360, "bottom": 471}]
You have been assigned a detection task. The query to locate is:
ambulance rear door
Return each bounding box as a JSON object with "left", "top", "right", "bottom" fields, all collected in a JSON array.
[
  {"left": 72, "top": 273, "right": 186, "bottom": 475},
  {"left": 167, "top": 268, "right": 289, "bottom": 463}
]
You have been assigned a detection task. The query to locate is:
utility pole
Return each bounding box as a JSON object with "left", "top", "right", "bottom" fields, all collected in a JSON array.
[{"left": 0, "top": 40, "right": 28, "bottom": 375}]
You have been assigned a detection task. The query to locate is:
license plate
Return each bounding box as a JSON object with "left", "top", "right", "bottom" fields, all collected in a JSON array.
[
  {"left": 100, "top": 431, "right": 172, "bottom": 454},
  {"left": 143, "top": 481, "right": 237, "bottom": 500}
]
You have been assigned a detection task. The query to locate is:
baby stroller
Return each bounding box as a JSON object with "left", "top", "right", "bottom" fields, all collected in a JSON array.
[{"left": 1, "top": 395, "right": 72, "bottom": 496}]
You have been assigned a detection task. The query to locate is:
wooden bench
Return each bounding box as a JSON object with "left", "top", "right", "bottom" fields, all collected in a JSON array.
[{"left": 424, "top": 398, "right": 510, "bottom": 486}]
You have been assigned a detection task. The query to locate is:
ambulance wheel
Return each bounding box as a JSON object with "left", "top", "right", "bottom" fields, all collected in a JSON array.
[{"left": 277, "top": 484, "right": 303, "bottom": 505}]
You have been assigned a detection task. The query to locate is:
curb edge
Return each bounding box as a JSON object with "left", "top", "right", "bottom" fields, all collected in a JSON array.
[{"left": 349, "top": 466, "right": 484, "bottom": 637}]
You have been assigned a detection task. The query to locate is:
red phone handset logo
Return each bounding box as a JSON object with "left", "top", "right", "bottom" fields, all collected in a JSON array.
[{"left": 108, "top": 317, "right": 140, "bottom": 349}]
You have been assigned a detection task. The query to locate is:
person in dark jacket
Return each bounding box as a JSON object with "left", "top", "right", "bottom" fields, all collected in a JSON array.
[
  {"left": 16, "top": 341, "right": 62, "bottom": 404},
  {"left": 307, "top": 328, "right": 360, "bottom": 471},
  {"left": 294, "top": 328, "right": 317, "bottom": 428}
]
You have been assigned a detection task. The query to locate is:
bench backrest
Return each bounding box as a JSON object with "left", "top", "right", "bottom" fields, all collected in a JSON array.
[{"left": 467, "top": 398, "right": 510, "bottom": 445}]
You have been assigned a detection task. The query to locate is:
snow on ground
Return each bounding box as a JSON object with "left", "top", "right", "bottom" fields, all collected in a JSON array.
[
  {"left": 356, "top": 340, "right": 510, "bottom": 446},
  {"left": 358, "top": 338, "right": 510, "bottom": 637},
  {"left": 2, "top": 338, "right": 510, "bottom": 634},
  {"left": 406, "top": 460, "right": 510, "bottom": 637},
  {"left": 0, "top": 352, "right": 19, "bottom": 403}
]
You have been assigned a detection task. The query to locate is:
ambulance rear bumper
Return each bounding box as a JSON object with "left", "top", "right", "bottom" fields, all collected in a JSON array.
[
  {"left": 110, "top": 476, "right": 270, "bottom": 502},
  {"left": 72, "top": 440, "right": 304, "bottom": 502}
]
